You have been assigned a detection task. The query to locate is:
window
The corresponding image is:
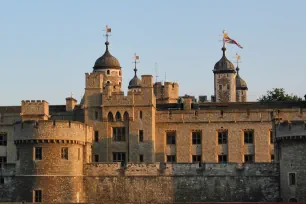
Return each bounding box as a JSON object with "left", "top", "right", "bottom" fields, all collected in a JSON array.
[
  {"left": 227, "top": 84, "right": 230, "bottom": 90},
  {"left": 219, "top": 85, "right": 222, "bottom": 90},
  {"left": 115, "top": 112, "right": 121, "bottom": 121},
  {"left": 113, "top": 127, "right": 126, "bottom": 141},
  {"left": 167, "top": 155, "right": 176, "bottom": 163},
  {"left": 17, "top": 148, "right": 20, "bottom": 161},
  {"left": 139, "top": 130, "right": 144, "bottom": 142},
  {"left": 107, "top": 70, "right": 110, "bottom": 75},
  {"left": 108, "top": 112, "right": 114, "bottom": 122},
  {"left": 270, "top": 130, "right": 274, "bottom": 144},
  {"left": 0, "top": 133, "right": 7, "bottom": 146},
  {"left": 166, "top": 132, "right": 176, "bottom": 145},
  {"left": 113, "top": 152, "right": 126, "bottom": 162},
  {"left": 192, "top": 155, "right": 202, "bottom": 163},
  {"left": 106, "top": 81, "right": 110, "bottom": 85},
  {"left": 244, "top": 130, "right": 254, "bottom": 144},
  {"left": 271, "top": 154, "right": 274, "bottom": 162},
  {"left": 78, "top": 148, "right": 80, "bottom": 161},
  {"left": 94, "top": 131, "right": 99, "bottom": 142},
  {"left": 94, "top": 154, "right": 99, "bottom": 162},
  {"left": 119, "top": 71, "right": 121, "bottom": 76},
  {"left": 34, "top": 147, "right": 42, "bottom": 160},
  {"left": 95, "top": 111, "right": 98, "bottom": 120},
  {"left": 218, "top": 155, "right": 227, "bottom": 163},
  {"left": 123, "top": 111, "right": 129, "bottom": 121},
  {"left": 0, "top": 177, "right": 4, "bottom": 184},
  {"left": 218, "top": 130, "right": 228, "bottom": 144},
  {"left": 139, "top": 111, "right": 143, "bottom": 119},
  {"left": 192, "top": 131, "right": 201, "bottom": 144},
  {"left": 119, "top": 82, "right": 122, "bottom": 87},
  {"left": 289, "top": 173, "right": 296, "bottom": 186},
  {"left": 34, "top": 190, "right": 42, "bottom": 202},
  {"left": 61, "top": 147, "right": 68, "bottom": 160},
  {"left": 139, "top": 155, "right": 144, "bottom": 162},
  {"left": 244, "top": 155, "right": 254, "bottom": 163}
]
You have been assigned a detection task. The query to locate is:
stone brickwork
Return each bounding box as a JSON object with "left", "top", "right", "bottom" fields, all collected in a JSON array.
[{"left": 21, "top": 100, "right": 49, "bottom": 121}]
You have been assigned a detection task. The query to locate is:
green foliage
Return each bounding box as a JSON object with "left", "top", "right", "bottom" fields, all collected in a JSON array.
[{"left": 258, "top": 88, "right": 303, "bottom": 102}]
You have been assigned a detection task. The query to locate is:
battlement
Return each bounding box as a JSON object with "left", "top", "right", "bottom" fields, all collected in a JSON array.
[
  {"left": 21, "top": 100, "right": 49, "bottom": 121},
  {"left": 13, "top": 120, "right": 93, "bottom": 143},
  {"left": 276, "top": 120, "right": 306, "bottom": 139}
]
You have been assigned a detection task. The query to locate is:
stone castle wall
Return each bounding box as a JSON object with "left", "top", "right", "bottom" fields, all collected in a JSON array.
[{"left": 83, "top": 162, "right": 280, "bottom": 203}]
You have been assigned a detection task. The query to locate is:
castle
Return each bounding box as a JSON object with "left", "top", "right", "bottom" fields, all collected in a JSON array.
[{"left": 0, "top": 29, "right": 306, "bottom": 203}]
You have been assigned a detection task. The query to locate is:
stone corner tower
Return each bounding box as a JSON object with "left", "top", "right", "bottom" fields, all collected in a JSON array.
[
  {"left": 213, "top": 47, "right": 236, "bottom": 102},
  {"left": 235, "top": 65, "right": 248, "bottom": 102}
]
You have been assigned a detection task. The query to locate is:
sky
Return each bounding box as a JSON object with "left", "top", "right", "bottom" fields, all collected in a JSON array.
[{"left": 0, "top": 1, "right": 305, "bottom": 106}]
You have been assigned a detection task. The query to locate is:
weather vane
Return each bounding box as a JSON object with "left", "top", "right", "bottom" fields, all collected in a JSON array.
[
  {"left": 133, "top": 53, "right": 140, "bottom": 75},
  {"left": 234, "top": 53, "right": 241, "bottom": 67},
  {"left": 103, "top": 25, "right": 112, "bottom": 42}
]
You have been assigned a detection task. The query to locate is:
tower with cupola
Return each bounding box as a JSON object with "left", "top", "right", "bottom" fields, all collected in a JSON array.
[{"left": 213, "top": 46, "right": 236, "bottom": 102}]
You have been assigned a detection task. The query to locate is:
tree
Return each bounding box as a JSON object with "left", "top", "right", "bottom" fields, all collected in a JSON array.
[{"left": 258, "top": 88, "right": 303, "bottom": 102}]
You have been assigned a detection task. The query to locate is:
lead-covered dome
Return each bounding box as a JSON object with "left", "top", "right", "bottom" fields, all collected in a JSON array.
[
  {"left": 128, "top": 67, "right": 142, "bottom": 89},
  {"left": 236, "top": 67, "right": 248, "bottom": 90},
  {"left": 93, "top": 42, "right": 121, "bottom": 70},
  {"left": 213, "top": 47, "right": 235, "bottom": 73}
]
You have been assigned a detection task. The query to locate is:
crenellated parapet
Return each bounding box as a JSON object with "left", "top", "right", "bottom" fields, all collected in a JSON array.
[
  {"left": 14, "top": 120, "right": 93, "bottom": 144},
  {"left": 154, "top": 81, "right": 179, "bottom": 104},
  {"left": 276, "top": 120, "right": 306, "bottom": 140},
  {"left": 21, "top": 100, "right": 49, "bottom": 121}
]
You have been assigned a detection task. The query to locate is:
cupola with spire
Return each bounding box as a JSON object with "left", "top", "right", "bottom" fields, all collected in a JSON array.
[
  {"left": 234, "top": 54, "right": 248, "bottom": 102},
  {"left": 93, "top": 25, "right": 121, "bottom": 72},
  {"left": 213, "top": 47, "right": 236, "bottom": 74},
  {"left": 128, "top": 54, "right": 142, "bottom": 91}
]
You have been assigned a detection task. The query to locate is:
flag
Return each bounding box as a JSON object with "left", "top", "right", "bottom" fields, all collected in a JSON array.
[{"left": 223, "top": 30, "right": 243, "bottom": 49}]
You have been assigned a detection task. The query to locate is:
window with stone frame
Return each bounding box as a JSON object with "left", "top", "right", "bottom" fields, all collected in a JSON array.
[
  {"left": 139, "top": 111, "right": 143, "bottom": 119},
  {"left": 34, "top": 147, "right": 42, "bottom": 160},
  {"left": 192, "top": 155, "right": 202, "bottom": 163},
  {"left": 192, "top": 131, "right": 201, "bottom": 145},
  {"left": 244, "top": 154, "right": 254, "bottom": 163},
  {"left": 94, "top": 131, "right": 99, "bottom": 142},
  {"left": 270, "top": 130, "right": 274, "bottom": 144},
  {"left": 271, "top": 154, "right": 274, "bottom": 162},
  {"left": 166, "top": 155, "right": 176, "bottom": 163},
  {"left": 244, "top": 130, "right": 254, "bottom": 144},
  {"left": 218, "top": 155, "right": 227, "bottom": 163},
  {"left": 289, "top": 172, "right": 296, "bottom": 186},
  {"left": 139, "top": 130, "right": 144, "bottom": 142},
  {"left": 34, "top": 190, "right": 42, "bottom": 202},
  {"left": 218, "top": 130, "right": 228, "bottom": 144},
  {"left": 139, "top": 154, "right": 144, "bottom": 162},
  {"left": 0, "top": 133, "right": 7, "bottom": 146},
  {"left": 61, "top": 147, "right": 69, "bottom": 160},
  {"left": 95, "top": 111, "right": 98, "bottom": 120},
  {"left": 94, "top": 154, "right": 99, "bottom": 162},
  {"left": 113, "top": 152, "right": 126, "bottom": 162},
  {"left": 166, "top": 131, "right": 176, "bottom": 145},
  {"left": 113, "top": 127, "right": 126, "bottom": 142}
]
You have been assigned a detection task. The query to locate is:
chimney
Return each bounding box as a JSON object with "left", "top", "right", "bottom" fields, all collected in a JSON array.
[
  {"left": 182, "top": 95, "right": 193, "bottom": 111},
  {"left": 66, "top": 97, "right": 77, "bottom": 112}
]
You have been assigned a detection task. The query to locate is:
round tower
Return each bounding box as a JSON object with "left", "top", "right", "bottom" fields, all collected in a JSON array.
[
  {"left": 13, "top": 120, "right": 93, "bottom": 203},
  {"left": 93, "top": 26, "right": 122, "bottom": 90},
  {"left": 213, "top": 47, "right": 236, "bottom": 102},
  {"left": 276, "top": 120, "right": 306, "bottom": 202},
  {"left": 235, "top": 66, "right": 248, "bottom": 102}
]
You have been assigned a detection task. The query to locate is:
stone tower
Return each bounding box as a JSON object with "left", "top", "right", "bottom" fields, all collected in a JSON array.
[
  {"left": 13, "top": 118, "right": 92, "bottom": 202},
  {"left": 84, "top": 35, "right": 122, "bottom": 123},
  {"left": 235, "top": 66, "right": 248, "bottom": 102},
  {"left": 213, "top": 47, "right": 236, "bottom": 102},
  {"left": 276, "top": 120, "right": 306, "bottom": 202}
]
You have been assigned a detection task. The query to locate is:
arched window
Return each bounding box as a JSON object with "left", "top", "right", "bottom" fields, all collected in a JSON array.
[
  {"left": 108, "top": 112, "right": 114, "bottom": 122},
  {"left": 115, "top": 112, "right": 122, "bottom": 121},
  {"left": 107, "top": 70, "right": 110, "bottom": 75},
  {"left": 106, "top": 81, "right": 110, "bottom": 85},
  {"left": 124, "top": 111, "right": 129, "bottom": 122}
]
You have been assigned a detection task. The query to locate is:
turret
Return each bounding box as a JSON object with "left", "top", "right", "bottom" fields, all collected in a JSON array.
[{"left": 213, "top": 47, "right": 236, "bottom": 102}]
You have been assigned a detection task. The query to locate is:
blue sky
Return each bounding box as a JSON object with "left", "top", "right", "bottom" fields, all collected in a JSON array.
[{"left": 0, "top": 1, "right": 305, "bottom": 105}]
